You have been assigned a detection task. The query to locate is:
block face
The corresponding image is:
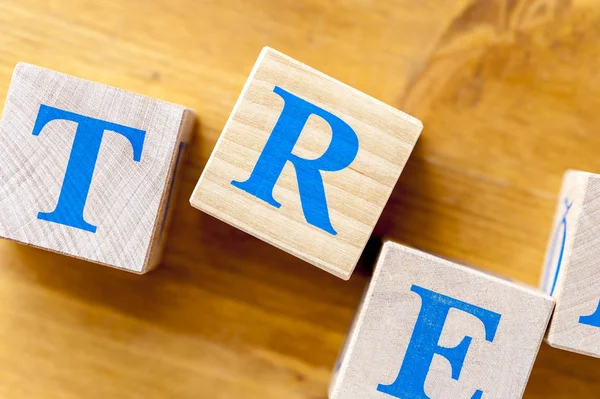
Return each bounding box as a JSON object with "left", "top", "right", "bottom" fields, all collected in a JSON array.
[
  {"left": 190, "top": 47, "right": 422, "bottom": 279},
  {"left": 0, "top": 63, "right": 192, "bottom": 272},
  {"left": 541, "top": 171, "right": 600, "bottom": 357},
  {"left": 331, "top": 242, "right": 553, "bottom": 399}
]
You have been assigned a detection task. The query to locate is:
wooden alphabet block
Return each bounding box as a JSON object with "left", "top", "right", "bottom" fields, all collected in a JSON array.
[
  {"left": 330, "top": 242, "right": 554, "bottom": 399},
  {"left": 190, "top": 47, "right": 422, "bottom": 279},
  {"left": 0, "top": 63, "right": 194, "bottom": 273},
  {"left": 540, "top": 170, "right": 600, "bottom": 357}
]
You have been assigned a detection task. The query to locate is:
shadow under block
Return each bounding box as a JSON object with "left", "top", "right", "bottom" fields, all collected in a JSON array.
[
  {"left": 540, "top": 170, "right": 600, "bottom": 357},
  {"left": 330, "top": 242, "right": 554, "bottom": 399},
  {"left": 189, "top": 47, "right": 423, "bottom": 279},
  {"left": 0, "top": 63, "right": 194, "bottom": 273}
]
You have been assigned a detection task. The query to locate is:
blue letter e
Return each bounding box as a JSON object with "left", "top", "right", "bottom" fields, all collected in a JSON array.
[
  {"left": 231, "top": 86, "right": 359, "bottom": 235},
  {"left": 33, "top": 105, "right": 146, "bottom": 233},
  {"left": 377, "top": 285, "right": 502, "bottom": 399}
]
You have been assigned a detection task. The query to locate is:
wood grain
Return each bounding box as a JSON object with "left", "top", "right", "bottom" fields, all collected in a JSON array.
[
  {"left": 190, "top": 47, "right": 421, "bottom": 279},
  {"left": 541, "top": 171, "right": 600, "bottom": 358},
  {"left": 0, "top": 63, "right": 193, "bottom": 273},
  {"left": 1, "top": 0, "right": 600, "bottom": 397},
  {"left": 331, "top": 242, "right": 553, "bottom": 399}
]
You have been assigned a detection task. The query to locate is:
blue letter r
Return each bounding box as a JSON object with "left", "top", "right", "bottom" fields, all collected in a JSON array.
[{"left": 231, "top": 86, "right": 359, "bottom": 235}]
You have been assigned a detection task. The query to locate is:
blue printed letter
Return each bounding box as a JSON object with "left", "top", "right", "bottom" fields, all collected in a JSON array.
[
  {"left": 541, "top": 198, "right": 573, "bottom": 295},
  {"left": 579, "top": 300, "right": 600, "bottom": 327},
  {"left": 231, "top": 86, "right": 359, "bottom": 235},
  {"left": 33, "top": 105, "right": 146, "bottom": 233},
  {"left": 377, "top": 285, "right": 502, "bottom": 399}
]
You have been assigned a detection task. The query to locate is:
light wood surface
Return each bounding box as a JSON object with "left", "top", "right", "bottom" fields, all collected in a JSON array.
[
  {"left": 0, "top": 63, "right": 193, "bottom": 273},
  {"left": 332, "top": 242, "right": 553, "bottom": 399},
  {"left": 190, "top": 47, "right": 421, "bottom": 279},
  {"left": 1, "top": 0, "right": 600, "bottom": 398},
  {"left": 541, "top": 171, "right": 600, "bottom": 357}
]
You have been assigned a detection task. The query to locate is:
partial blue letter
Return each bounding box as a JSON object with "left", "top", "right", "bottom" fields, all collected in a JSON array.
[
  {"left": 580, "top": 300, "right": 600, "bottom": 327},
  {"left": 377, "top": 285, "right": 502, "bottom": 399},
  {"left": 231, "top": 86, "right": 359, "bottom": 235},
  {"left": 541, "top": 198, "right": 573, "bottom": 295},
  {"left": 33, "top": 104, "right": 146, "bottom": 233}
]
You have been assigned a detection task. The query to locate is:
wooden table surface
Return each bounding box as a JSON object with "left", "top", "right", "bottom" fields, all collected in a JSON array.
[{"left": 0, "top": 0, "right": 599, "bottom": 397}]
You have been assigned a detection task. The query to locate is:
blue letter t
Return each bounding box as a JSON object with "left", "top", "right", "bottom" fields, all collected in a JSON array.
[{"left": 33, "top": 104, "right": 146, "bottom": 233}]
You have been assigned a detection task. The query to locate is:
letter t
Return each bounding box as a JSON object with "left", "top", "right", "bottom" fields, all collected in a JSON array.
[{"left": 32, "top": 104, "right": 146, "bottom": 233}]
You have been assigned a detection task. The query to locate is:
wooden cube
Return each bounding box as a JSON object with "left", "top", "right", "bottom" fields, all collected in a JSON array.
[
  {"left": 0, "top": 63, "right": 194, "bottom": 273},
  {"left": 190, "top": 47, "right": 422, "bottom": 279},
  {"left": 540, "top": 170, "right": 600, "bottom": 357},
  {"left": 330, "top": 242, "right": 554, "bottom": 399}
]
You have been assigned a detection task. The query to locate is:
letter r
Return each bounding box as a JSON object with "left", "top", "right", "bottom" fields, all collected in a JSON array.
[
  {"left": 231, "top": 86, "right": 359, "bottom": 235},
  {"left": 377, "top": 285, "right": 501, "bottom": 399},
  {"left": 32, "top": 104, "right": 146, "bottom": 233}
]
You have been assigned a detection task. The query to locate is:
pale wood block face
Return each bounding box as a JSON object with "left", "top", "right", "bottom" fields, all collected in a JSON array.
[
  {"left": 540, "top": 170, "right": 600, "bottom": 357},
  {"left": 331, "top": 242, "right": 554, "bottom": 399},
  {"left": 190, "top": 48, "right": 422, "bottom": 279},
  {"left": 0, "top": 63, "right": 194, "bottom": 273}
]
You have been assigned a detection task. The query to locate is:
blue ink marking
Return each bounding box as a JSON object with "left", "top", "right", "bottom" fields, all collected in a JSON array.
[
  {"left": 231, "top": 86, "right": 359, "bottom": 235},
  {"left": 542, "top": 197, "right": 573, "bottom": 295},
  {"left": 541, "top": 197, "right": 600, "bottom": 328},
  {"left": 159, "top": 141, "right": 185, "bottom": 239},
  {"left": 334, "top": 341, "right": 348, "bottom": 373},
  {"left": 579, "top": 300, "right": 600, "bottom": 327},
  {"left": 377, "top": 285, "right": 501, "bottom": 399},
  {"left": 471, "top": 391, "right": 483, "bottom": 399},
  {"left": 33, "top": 104, "right": 146, "bottom": 233}
]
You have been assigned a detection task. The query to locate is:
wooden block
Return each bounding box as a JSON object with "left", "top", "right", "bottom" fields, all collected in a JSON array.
[
  {"left": 190, "top": 47, "right": 422, "bottom": 279},
  {"left": 330, "top": 241, "right": 554, "bottom": 399},
  {"left": 0, "top": 63, "right": 194, "bottom": 273},
  {"left": 540, "top": 170, "right": 600, "bottom": 356}
]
